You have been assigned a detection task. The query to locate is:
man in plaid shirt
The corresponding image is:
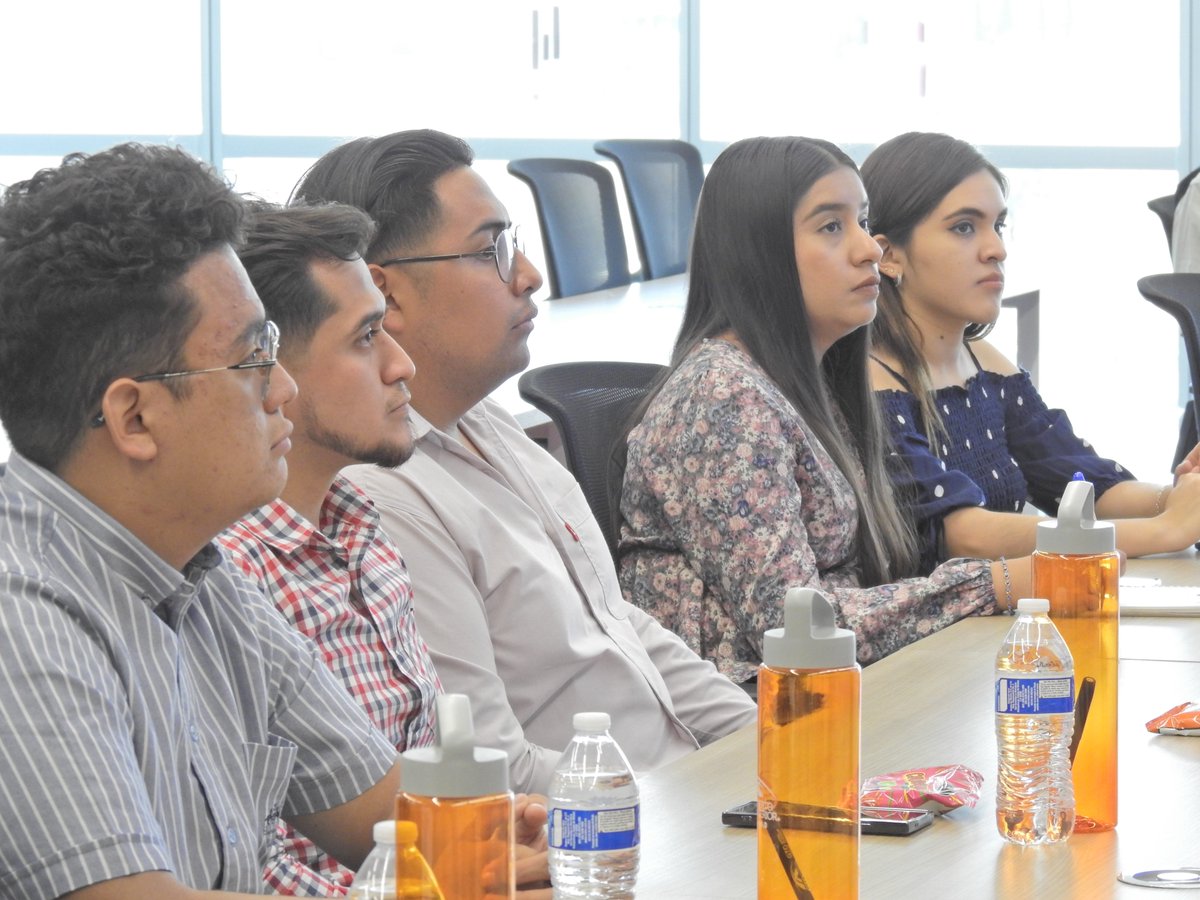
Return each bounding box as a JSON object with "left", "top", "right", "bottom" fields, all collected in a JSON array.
[{"left": 219, "top": 202, "right": 549, "bottom": 896}]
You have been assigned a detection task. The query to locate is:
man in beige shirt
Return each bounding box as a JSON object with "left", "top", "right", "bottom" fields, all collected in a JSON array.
[{"left": 294, "top": 129, "right": 756, "bottom": 794}]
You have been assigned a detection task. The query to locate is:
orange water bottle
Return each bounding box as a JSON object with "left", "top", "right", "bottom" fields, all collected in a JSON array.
[
  {"left": 1032, "top": 478, "right": 1118, "bottom": 832},
  {"left": 396, "top": 694, "right": 514, "bottom": 898},
  {"left": 758, "top": 587, "right": 860, "bottom": 899}
]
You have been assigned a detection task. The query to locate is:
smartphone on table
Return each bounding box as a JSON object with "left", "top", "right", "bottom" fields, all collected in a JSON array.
[{"left": 721, "top": 800, "right": 934, "bottom": 836}]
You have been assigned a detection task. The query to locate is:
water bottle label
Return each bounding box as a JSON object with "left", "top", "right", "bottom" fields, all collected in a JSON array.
[
  {"left": 995, "top": 675, "right": 1075, "bottom": 715},
  {"left": 548, "top": 805, "right": 640, "bottom": 852}
]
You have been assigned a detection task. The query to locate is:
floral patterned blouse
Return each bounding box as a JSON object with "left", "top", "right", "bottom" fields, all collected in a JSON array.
[{"left": 618, "top": 339, "right": 997, "bottom": 682}]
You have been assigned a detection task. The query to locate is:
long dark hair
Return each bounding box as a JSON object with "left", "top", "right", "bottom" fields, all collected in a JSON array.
[
  {"left": 861, "top": 131, "right": 1008, "bottom": 447},
  {"left": 639, "top": 135, "right": 917, "bottom": 583}
]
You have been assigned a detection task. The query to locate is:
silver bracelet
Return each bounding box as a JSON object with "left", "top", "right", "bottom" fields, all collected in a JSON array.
[
  {"left": 1155, "top": 485, "right": 1169, "bottom": 516},
  {"left": 999, "top": 556, "right": 1014, "bottom": 615}
]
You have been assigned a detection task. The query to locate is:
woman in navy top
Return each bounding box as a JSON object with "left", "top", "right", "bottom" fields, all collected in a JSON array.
[{"left": 861, "top": 131, "right": 1200, "bottom": 573}]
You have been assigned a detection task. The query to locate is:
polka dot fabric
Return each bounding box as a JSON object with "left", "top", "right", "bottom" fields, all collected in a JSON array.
[{"left": 877, "top": 367, "right": 1133, "bottom": 574}]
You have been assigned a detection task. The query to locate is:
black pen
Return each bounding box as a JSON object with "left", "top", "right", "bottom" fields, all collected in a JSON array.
[{"left": 1069, "top": 676, "right": 1096, "bottom": 766}]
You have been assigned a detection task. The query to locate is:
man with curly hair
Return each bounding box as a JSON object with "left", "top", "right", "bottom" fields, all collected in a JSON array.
[{"left": 0, "top": 144, "right": 404, "bottom": 899}]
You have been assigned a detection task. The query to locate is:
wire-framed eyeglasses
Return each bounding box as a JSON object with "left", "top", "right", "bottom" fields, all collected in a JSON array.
[
  {"left": 90, "top": 320, "right": 280, "bottom": 427},
  {"left": 378, "top": 225, "right": 523, "bottom": 284}
]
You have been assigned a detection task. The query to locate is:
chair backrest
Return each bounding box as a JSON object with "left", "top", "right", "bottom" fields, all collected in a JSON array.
[
  {"left": 594, "top": 139, "right": 704, "bottom": 279},
  {"left": 1147, "top": 167, "right": 1200, "bottom": 254},
  {"left": 518, "top": 361, "right": 667, "bottom": 557},
  {"left": 1136, "top": 273, "right": 1200, "bottom": 463},
  {"left": 1149, "top": 194, "right": 1177, "bottom": 249},
  {"left": 999, "top": 289, "right": 1040, "bottom": 386},
  {"left": 506, "top": 158, "right": 631, "bottom": 299}
]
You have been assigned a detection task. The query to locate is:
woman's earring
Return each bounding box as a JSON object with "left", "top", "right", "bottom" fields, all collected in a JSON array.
[{"left": 887, "top": 270, "right": 902, "bottom": 289}]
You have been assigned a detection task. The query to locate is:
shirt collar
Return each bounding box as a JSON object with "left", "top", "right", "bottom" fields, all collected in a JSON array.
[
  {"left": 406, "top": 406, "right": 437, "bottom": 442},
  {"left": 408, "top": 403, "right": 492, "bottom": 452},
  {"left": 3, "top": 452, "right": 211, "bottom": 614},
  {"left": 319, "top": 475, "right": 380, "bottom": 547},
  {"left": 232, "top": 476, "right": 379, "bottom": 561}
]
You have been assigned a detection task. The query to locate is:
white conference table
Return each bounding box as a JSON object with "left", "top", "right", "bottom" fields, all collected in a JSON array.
[{"left": 634, "top": 553, "right": 1200, "bottom": 899}]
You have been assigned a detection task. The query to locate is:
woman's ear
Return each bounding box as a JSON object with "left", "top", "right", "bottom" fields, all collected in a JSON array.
[{"left": 875, "top": 235, "right": 903, "bottom": 282}]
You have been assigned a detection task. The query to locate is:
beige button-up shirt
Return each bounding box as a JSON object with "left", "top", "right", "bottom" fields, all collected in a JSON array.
[{"left": 348, "top": 398, "right": 755, "bottom": 794}]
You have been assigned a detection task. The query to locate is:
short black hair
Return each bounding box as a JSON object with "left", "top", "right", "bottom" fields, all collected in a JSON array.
[
  {"left": 291, "top": 129, "right": 473, "bottom": 261},
  {"left": 238, "top": 201, "right": 376, "bottom": 351},
  {"left": 0, "top": 142, "right": 245, "bottom": 471}
]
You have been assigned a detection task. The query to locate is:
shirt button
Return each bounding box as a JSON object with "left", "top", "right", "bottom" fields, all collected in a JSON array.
[
  {"left": 227, "top": 826, "right": 238, "bottom": 846},
  {"left": 189, "top": 723, "right": 200, "bottom": 743}
]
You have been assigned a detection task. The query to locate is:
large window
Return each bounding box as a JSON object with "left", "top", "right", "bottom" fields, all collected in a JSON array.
[
  {"left": 0, "top": 2, "right": 201, "bottom": 136},
  {"left": 221, "top": 2, "right": 680, "bottom": 140},
  {"left": 699, "top": 1, "right": 1179, "bottom": 148},
  {"left": 0, "top": 0, "right": 1192, "bottom": 480}
]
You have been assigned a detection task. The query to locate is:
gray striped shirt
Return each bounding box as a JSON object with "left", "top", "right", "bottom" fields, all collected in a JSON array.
[{"left": 0, "top": 453, "right": 396, "bottom": 898}]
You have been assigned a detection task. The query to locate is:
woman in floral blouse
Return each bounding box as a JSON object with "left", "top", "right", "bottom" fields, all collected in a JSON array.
[{"left": 617, "top": 136, "right": 1026, "bottom": 683}]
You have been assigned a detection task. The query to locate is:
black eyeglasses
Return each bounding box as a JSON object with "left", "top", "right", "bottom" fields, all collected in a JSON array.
[
  {"left": 132, "top": 320, "right": 280, "bottom": 385},
  {"left": 378, "top": 225, "right": 523, "bottom": 284},
  {"left": 91, "top": 320, "right": 280, "bottom": 427}
]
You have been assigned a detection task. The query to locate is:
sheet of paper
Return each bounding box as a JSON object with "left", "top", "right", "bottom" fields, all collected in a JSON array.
[{"left": 1118, "top": 579, "right": 1200, "bottom": 617}]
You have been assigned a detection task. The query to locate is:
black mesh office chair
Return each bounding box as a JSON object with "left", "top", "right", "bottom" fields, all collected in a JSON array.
[
  {"left": 506, "top": 158, "right": 631, "bottom": 299},
  {"left": 1137, "top": 273, "right": 1200, "bottom": 468},
  {"left": 1149, "top": 194, "right": 1177, "bottom": 249},
  {"left": 518, "top": 361, "right": 667, "bottom": 557},
  {"left": 594, "top": 139, "right": 704, "bottom": 279},
  {"left": 1147, "top": 166, "right": 1200, "bottom": 254}
]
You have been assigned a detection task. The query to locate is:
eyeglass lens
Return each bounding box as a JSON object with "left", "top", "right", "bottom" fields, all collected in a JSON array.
[
  {"left": 496, "top": 227, "right": 523, "bottom": 283},
  {"left": 253, "top": 320, "right": 279, "bottom": 397},
  {"left": 261, "top": 320, "right": 280, "bottom": 361}
]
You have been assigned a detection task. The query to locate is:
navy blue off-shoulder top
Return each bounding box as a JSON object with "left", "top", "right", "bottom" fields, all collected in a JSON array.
[{"left": 874, "top": 356, "right": 1133, "bottom": 574}]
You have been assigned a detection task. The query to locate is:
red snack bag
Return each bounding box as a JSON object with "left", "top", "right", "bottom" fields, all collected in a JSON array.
[
  {"left": 861, "top": 764, "right": 985, "bottom": 814},
  {"left": 1145, "top": 701, "right": 1200, "bottom": 736}
]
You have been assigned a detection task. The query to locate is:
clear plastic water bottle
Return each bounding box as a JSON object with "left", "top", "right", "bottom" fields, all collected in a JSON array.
[
  {"left": 995, "top": 598, "right": 1076, "bottom": 845},
  {"left": 348, "top": 820, "right": 444, "bottom": 899},
  {"left": 348, "top": 820, "right": 398, "bottom": 900},
  {"left": 548, "top": 712, "right": 640, "bottom": 898}
]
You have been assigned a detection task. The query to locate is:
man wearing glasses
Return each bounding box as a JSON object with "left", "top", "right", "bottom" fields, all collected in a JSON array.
[
  {"left": 295, "top": 129, "right": 756, "bottom": 796},
  {"left": 0, "top": 144, "right": 405, "bottom": 898}
]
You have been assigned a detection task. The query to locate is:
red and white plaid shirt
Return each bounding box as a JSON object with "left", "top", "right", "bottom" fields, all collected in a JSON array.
[{"left": 220, "top": 476, "right": 440, "bottom": 896}]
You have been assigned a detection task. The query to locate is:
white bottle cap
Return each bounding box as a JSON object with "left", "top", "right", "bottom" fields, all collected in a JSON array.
[
  {"left": 1017, "top": 598, "right": 1050, "bottom": 615},
  {"left": 572, "top": 712, "right": 612, "bottom": 733},
  {"left": 400, "top": 694, "right": 509, "bottom": 798},
  {"left": 1036, "top": 479, "right": 1116, "bottom": 555},
  {"left": 372, "top": 820, "right": 398, "bottom": 845},
  {"left": 761, "top": 587, "right": 856, "bottom": 670}
]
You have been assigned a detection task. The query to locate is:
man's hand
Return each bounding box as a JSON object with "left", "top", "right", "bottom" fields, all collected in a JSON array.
[{"left": 515, "top": 792, "right": 551, "bottom": 895}]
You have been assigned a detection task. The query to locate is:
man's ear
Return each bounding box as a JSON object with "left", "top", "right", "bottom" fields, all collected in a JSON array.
[
  {"left": 371, "top": 263, "right": 412, "bottom": 337},
  {"left": 97, "top": 379, "right": 160, "bottom": 462}
]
